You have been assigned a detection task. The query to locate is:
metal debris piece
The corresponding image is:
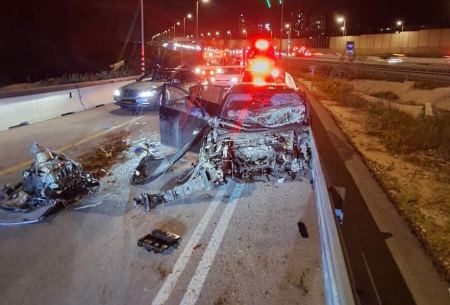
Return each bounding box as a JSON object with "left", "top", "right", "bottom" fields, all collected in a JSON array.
[
  {"left": 143, "top": 125, "right": 311, "bottom": 204},
  {"left": 0, "top": 143, "right": 99, "bottom": 213},
  {"left": 133, "top": 193, "right": 165, "bottom": 212},
  {"left": 137, "top": 229, "right": 181, "bottom": 253}
]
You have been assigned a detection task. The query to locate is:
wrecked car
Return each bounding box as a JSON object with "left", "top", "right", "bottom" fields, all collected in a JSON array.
[
  {"left": 0, "top": 143, "right": 99, "bottom": 213},
  {"left": 133, "top": 82, "right": 311, "bottom": 207}
]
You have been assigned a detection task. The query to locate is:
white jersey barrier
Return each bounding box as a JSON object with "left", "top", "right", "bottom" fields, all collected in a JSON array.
[{"left": 0, "top": 77, "right": 136, "bottom": 132}]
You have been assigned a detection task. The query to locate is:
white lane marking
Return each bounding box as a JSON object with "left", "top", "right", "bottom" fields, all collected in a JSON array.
[
  {"left": 361, "top": 251, "right": 383, "bottom": 305},
  {"left": 179, "top": 184, "right": 244, "bottom": 305},
  {"left": 151, "top": 188, "right": 227, "bottom": 305}
]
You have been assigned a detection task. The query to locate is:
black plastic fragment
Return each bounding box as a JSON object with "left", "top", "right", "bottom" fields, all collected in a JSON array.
[
  {"left": 297, "top": 221, "right": 309, "bottom": 238},
  {"left": 137, "top": 229, "right": 181, "bottom": 253}
]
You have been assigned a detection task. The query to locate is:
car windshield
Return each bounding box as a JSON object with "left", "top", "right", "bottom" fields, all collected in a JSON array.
[
  {"left": 221, "top": 67, "right": 242, "bottom": 74},
  {"left": 138, "top": 70, "right": 174, "bottom": 82},
  {"left": 220, "top": 86, "right": 306, "bottom": 128}
]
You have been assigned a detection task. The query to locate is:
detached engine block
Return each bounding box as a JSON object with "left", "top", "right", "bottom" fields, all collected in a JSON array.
[
  {"left": 0, "top": 143, "right": 99, "bottom": 212},
  {"left": 137, "top": 125, "right": 311, "bottom": 206}
]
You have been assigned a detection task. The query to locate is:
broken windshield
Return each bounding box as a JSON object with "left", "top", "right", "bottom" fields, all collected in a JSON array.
[{"left": 220, "top": 89, "right": 306, "bottom": 128}]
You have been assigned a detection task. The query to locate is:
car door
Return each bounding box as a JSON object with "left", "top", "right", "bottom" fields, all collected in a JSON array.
[
  {"left": 175, "top": 70, "right": 200, "bottom": 91},
  {"left": 159, "top": 84, "right": 225, "bottom": 151}
]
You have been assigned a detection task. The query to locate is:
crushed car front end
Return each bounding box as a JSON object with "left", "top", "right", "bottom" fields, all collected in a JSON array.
[{"left": 134, "top": 83, "right": 311, "bottom": 206}]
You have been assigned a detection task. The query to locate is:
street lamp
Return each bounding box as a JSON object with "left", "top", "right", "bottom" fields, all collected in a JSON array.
[
  {"left": 215, "top": 31, "right": 220, "bottom": 38},
  {"left": 285, "top": 23, "right": 291, "bottom": 56},
  {"left": 336, "top": 16, "right": 346, "bottom": 36},
  {"left": 184, "top": 13, "right": 193, "bottom": 36},
  {"left": 196, "top": 0, "right": 210, "bottom": 41},
  {"left": 227, "top": 30, "right": 231, "bottom": 39},
  {"left": 396, "top": 20, "right": 404, "bottom": 32},
  {"left": 174, "top": 22, "right": 180, "bottom": 36},
  {"left": 264, "top": 23, "right": 273, "bottom": 38},
  {"left": 242, "top": 29, "right": 247, "bottom": 39},
  {"left": 140, "top": 0, "right": 145, "bottom": 74}
]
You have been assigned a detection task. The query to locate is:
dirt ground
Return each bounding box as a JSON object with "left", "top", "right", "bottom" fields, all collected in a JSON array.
[
  {"left": 349, "top": 80, "right": 450, "bottom": 111},
  {"left": 302, "top": 80, "right": 450, "bottom": 281}
]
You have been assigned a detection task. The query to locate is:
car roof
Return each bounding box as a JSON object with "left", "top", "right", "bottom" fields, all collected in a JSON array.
[{"left": 229, "top": 83, "right": 297, "bottom": 94}]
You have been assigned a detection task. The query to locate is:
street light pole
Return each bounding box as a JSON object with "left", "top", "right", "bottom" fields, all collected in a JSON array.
[
  {"left": 285, "top": 24, "right": 291, "bottom": 56},
  {"left": 242, "top": 29, "right": 247, "bottom": 39},
  {"left": 184, "top": 14, "right": 192, "bottom": 36},
  {"left": 140, "top": 0, "right": 145, "bottom": 74},
  {"left": 279, "top": 0, "right": 284, "bottom": 58}
]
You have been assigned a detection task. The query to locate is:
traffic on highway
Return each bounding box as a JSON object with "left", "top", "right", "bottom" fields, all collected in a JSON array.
[{"left": 1, "top": 1, "right": 450, "bottom": 305}]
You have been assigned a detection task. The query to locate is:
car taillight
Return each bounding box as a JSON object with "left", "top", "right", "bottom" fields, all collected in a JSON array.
[
  {"left": 255, "top": 39, "right": 270, "bottom": 51},
  {"left": 271, "top": 68, "right": 280, "bottom": 78},
  {"left": 248, "top": 57, "right": 273, "bottom": 75}
]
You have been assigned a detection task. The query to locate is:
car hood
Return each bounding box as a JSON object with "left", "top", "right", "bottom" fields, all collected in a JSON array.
[{"left": 121, "top": 81, "right": 166, "bottom": 91}]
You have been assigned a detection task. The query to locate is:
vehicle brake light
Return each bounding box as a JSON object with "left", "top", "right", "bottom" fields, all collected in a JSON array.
[
  {"left": 255, "top": 39, "right": 270, "bottom": 51},
  {"left": 253, "top": 77, "right": 265, "bottom": 86},
  {"left": 249, "top": 57, "right": 273, "bottom": 74},
  {"left": 271, "top": 68, "right": 280, "bottom": 78}
]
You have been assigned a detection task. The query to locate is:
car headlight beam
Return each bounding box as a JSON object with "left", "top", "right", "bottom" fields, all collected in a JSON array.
[{"left": 139, "top": 90, "right": 156, "bottom": 98}]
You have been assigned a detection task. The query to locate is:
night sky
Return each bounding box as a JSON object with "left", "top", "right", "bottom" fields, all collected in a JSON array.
[{"left": 1, "top": 0, "right": 449, "bottom": 84}]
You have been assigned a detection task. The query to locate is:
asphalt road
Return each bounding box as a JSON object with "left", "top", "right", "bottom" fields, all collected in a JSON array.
[{"left": 0, "top": 103, "right": 325, "bottom": 305}]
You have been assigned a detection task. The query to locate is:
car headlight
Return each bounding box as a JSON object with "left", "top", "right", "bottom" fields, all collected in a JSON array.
[
  {"left": 114, "top": 89, "right": 121, "bottom": 96},
  {"left": 139, "top": 90, "right": 156, "bottom": 98}
]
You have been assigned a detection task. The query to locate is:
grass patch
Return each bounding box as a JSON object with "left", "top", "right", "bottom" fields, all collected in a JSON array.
[
  {"left": 370, "top": 91, "right": 400, "bottom": 101},
  {"left": 413, "top": 81, "right": 448, "bottom": 90},
  {"left": 314, "top": 77, "right": 368, "bottom": 109},
  {"left": 366, "top": 104, "right": 450, "bottom": 160}
]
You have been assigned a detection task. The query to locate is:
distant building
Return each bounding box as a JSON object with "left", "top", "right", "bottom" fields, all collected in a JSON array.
[
  {"left": 291, "top": 10, "right": 307, "bottom": 37},
  {"left": 309, "top": 13, "right": 326, "bottom": 37}
]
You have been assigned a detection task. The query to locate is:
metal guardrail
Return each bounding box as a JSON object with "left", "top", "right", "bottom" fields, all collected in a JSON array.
[
  {"left": 0, "top": 75, "right": 140, "bottom": 99},
  {"left": 310, "top": 131, "right": 356, "bottom": 305},
  {"left": 285, "top": 58, "right": 450, "bottom": 84}
]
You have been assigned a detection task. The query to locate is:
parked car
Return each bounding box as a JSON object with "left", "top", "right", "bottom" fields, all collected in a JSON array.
[{"left": 113, "top": 67, "right": 199, "bottom": 109}]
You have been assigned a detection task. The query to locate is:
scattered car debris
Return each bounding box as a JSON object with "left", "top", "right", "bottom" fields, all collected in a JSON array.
[
  {"left": 77, "top": 130, "right": 130, "bottom": 179},
  {"left": 137, "top": 229, "right": 181, "bottom": 253},
  {"left": 134, "top": 193, "right": 164, "bottom": 212},
  {"left": 193, "top": 243, "right": 202, "bottom": 250},
  {"left": 0, "top": 143, "right": 99, "bottom": 212},
  {"left": 133, "top": 85, "right": 311, "bottom": 207},
  {"left": 297, "top": 221, "right": 309, "bottom": 238}
]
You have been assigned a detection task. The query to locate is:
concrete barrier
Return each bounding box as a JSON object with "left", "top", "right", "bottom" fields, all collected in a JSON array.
[
  {"left": 78, "top": 81, "right": 133, "bottom": 110},
  {"left": 0, "top": 89, "right": 84, "bottom": 131},
  {"left": 0, "top": 77, "right": 136, "bottom": 132}
]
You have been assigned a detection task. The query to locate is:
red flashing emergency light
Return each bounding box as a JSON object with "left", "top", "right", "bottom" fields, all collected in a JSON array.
[{"left": 255, "top": 39, "right": 270, "bottom": 51}]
